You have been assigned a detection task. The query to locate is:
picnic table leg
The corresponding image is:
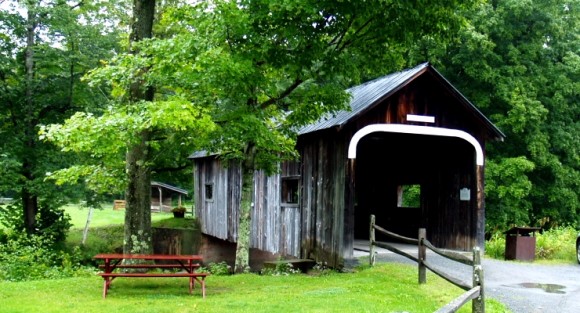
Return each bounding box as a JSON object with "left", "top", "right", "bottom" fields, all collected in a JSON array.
[
  {"left": 200, "top": 277, "right": 206, "bottom": 299},
  {"left": 189, "top": 276, "right": 193, "bottom": 295},
  {"left": 102, "top": 278, "right": 109, "bottom": 298}
]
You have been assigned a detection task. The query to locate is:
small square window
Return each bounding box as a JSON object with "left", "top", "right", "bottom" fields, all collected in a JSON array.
[
  {"left": 281, "top": 177, "right": 299, "bottom": 204},
  {"left": 397, "top": 184, "right": 421, "bottom": 208},
  {"left": 205, "top": 183, "right": 213, "bottom": 200}
]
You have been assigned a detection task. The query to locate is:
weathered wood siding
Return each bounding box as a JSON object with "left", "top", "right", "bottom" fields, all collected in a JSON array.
[
  {"left": 342, "top": 75, "right": 490, "bottom": 251},
  {"left": 299, "top": 132, "right": 348, "bottom": 267},
  {"left": 194, "top": 158, "right": 240, "bottom": 242},
  {"left": 194, "top": 158, "right": 301, "bottom": 257},
  {"left": 251, "top": 161, "right": 301, "bottom": 256}
]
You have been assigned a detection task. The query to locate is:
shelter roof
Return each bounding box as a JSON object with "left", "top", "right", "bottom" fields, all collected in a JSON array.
[
  {"left": 151, "top": 181, "right": 188, "bottom": 195},
  {"left": 298, "top": 62, "right": 505, "bottom": 140}
]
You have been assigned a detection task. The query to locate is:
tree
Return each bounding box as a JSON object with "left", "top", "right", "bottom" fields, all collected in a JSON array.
[
  {"left": 0, "top": 0, "right": 121, "bottom": 236},
  {"left": 44, "top": 0, "right": 473, "bottom": 270},
  {"left": 42, "top": 0, "right": 214, "bottom": 254},
  {"left": 146, "top": 0, "right": 475, "bottom": 272},
  {"left": 409, "top": 0, "right": 579, "bottom": 231}
]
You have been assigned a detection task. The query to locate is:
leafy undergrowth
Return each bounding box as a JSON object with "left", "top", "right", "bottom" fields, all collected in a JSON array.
[
  {"left": 0, "top": 263, "right": 510, "bottom": 313},
  {"left": 485, "top": 226, "right": 578, "bottom": 263}
]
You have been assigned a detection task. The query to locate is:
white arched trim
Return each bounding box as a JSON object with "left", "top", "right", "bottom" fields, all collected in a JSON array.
[{"left": 347, "top": 124, "right": 484, "bottom": 166}]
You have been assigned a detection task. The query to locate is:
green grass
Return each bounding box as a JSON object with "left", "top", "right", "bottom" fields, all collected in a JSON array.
[
  {"left": 64, "top": 205, "right": 195, "bottom": 260},
  {"left": 63, "top": 204, "right": 172, "bottom": 229},
  {"left": 0, "top": 263, "right": 509, "bottom": 313},
  {"left": 2, "top": 205, "right": 511, "bottom": 311}
]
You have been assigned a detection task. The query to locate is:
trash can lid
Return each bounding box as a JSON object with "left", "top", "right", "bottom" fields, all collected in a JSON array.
[{"left": 504, "top": 226, "right": 542, "bottom": 236}]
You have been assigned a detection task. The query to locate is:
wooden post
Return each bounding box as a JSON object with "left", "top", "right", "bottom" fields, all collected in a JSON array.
[
  {"left": 369, "top": 215, "right": 376, "bottom": 266},
  {"left": 418, "top": 228, "right": 426, "bottom": 284},
  {"left": 472, "top": 246, "right": 485, "bottom": 313}
]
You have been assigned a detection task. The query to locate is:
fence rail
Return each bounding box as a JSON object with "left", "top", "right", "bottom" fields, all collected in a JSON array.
[{"left": 369, "top": 215, "right": 485, "bottom": 313}]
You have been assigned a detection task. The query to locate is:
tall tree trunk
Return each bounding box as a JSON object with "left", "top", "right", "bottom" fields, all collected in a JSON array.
[
  {"left": 124, "top": 131, "right": 152, "bottom": 253},
  {"left": 22, "top": 3, "right": 39, "bottom": 234},
  {"left": 123, "top": 0, "right": 156, "bottom": 255},
  {"left": 235, "top": 144, "right": 256, "bottom": 273}
]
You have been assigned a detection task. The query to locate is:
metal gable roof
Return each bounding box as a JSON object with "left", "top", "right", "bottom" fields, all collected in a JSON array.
[
  {"left": 151, "top": 181, "right": 188, "bottom": 195},
  {"left": 299, "top": 62, "right": 429, "bottom": 135},
  {"left": 298, "top": 62, "right": 505, "bottom": 140}
]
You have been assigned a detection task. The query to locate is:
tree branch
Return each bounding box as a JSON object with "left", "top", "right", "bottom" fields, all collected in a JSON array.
[
  {"left": 152, "top": 163, "right": 191, "bottom": 173},
  {"left": 336, "top": 16, "right": 376, "bottom": 53},
  {"left": 259, "top": 77, "right": 303, "bottom": 109},
  {"left": 329, "top": 14, "right": 355, "bottom": 48}
]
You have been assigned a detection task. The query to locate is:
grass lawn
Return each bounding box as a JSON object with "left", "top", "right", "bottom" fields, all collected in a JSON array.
[
  {"left": 1, "top": 206, "right": 510, "bottom": 312},
  {"left": 63, "top": 204, "right": 197, "bottom": 259},
  {"left": 0, "top": 263, "right": 509, "bottom": 313},
  {"left": 63, "top": 204, "right": 173, "bottom": 229}
]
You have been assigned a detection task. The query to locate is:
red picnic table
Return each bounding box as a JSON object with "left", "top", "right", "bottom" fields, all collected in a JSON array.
[{"left": 93, "top": 253, "right": 208, "bottom": 298}]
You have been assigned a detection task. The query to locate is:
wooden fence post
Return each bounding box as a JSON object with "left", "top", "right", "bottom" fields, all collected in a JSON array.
[
  {"left": 369, "top": 215, "right": 376, "bottom": 266},
  {"left": 418, "top": 228, "right": 426, "bottom": 284},
  {"left": 472, "top": 246, "right": 485, "bottom": 313}
]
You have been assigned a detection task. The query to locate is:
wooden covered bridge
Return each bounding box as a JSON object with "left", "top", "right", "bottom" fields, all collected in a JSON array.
[{"left": 191, "top": 63, "right": 504, "bottom": 268}]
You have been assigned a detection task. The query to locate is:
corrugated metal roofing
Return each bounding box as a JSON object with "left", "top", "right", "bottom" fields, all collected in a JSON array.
[
  {"left": 298, "top": 62, "right": 505, "bottom": 140},
  {"left": 298, "top": 62, "right": 430, "bottom": 135},
  {"left": 151, "top": 181, "right": 188, "bottom": 195},
  {"left": 190, "top": 62, "right": 504, "bottom": 159},
  {"left": 188, "top": 150, "right": 217, "bottom": 159}
]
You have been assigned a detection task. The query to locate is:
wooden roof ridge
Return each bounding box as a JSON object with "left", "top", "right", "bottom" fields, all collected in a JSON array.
[{"left": 298, "top": 62, "right": 505, "bottom": 141}]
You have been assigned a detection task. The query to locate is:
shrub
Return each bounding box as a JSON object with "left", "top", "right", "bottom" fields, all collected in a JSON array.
[
  {"left": 0, "top": 202, "right": 72, "bottom": 245},
  {"left": 0, "top": 231, "right": 93, "bottom": 281},
  {"left": 485, "top": 232, "right": 506, "bottom": 259},
  {"left": 198, "top": 261, "right": 231, "bottom": 275},
  {"left": 260, "top": 260, "right": 301, "bottom": 276},
  {"left": 65, "top": 225, "right": 124, "bottom": 265},
  {"left": 309, "top": 261, "right": 334, "bottom": 276},
  {"left": 535, "top": 226, "right": 577, "bottom": 261},
  {"left": 485, "top": 226, "right": 578, "bottom": 262}
]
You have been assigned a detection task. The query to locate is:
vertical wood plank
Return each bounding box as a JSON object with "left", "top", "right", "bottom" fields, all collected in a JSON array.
[
  {"left": 369, "top": 214, "right": 375, "bottom": 266},
  {"left": 418, "top": 228, "right": 427, "bottom": 284}
]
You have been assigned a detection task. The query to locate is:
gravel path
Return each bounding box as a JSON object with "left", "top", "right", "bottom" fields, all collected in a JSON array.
[{"left": 352, "top": 243, "right": 580, "bottom": 313}]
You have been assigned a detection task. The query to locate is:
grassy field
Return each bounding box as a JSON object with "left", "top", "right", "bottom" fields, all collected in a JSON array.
[
  {"left": 1, "top": 205, "right": 511, "bottom": 312},
  {"left": 0, "top": 263, "right": 510, "bottom": 313},
  {"left": 64, "top": 204, "right": 196, "bottom": 260},
  {"left": 63, "top": 204, "right": 174, "bottom": 229}
]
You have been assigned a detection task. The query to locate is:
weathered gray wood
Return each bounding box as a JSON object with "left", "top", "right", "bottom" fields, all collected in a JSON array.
[
  {"left": 434, "top": 286, "right": 481, "bottom": 313},
  {"left": 423, "top": 260, "right": 472, "bottom": 291},
  {"left": 298, "top": 134, "right": 347, "bottom": 268},
  {"left": 369, "top": 215, "right": 376, "bottom": 266},
  {"left": 423, "top": 239, "right": 474, "bottom": 266},
  {"left": 374, "top": 241, "right": 420, "bottom": 263},
  {"left": 418, "top": 228, "right": 426, "bottom": 284},
  {"left": 472, "top": 247, "right": 485, "bottom": 313},
  {"left": 373, "top": 224, "right": 419, "bottom": 244}
]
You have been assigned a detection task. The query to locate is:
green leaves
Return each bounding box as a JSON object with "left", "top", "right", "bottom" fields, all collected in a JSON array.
[
  {"left": 423, "top": 0, "right": 580, "bottom": 230},
  {"left": 485, "top": 157, "right": 535, "bottom": 229}
]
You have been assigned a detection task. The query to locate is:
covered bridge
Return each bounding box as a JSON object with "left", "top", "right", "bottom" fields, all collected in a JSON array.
[{"left": 191, "top": 63, "right": 504, "bottom": 268}]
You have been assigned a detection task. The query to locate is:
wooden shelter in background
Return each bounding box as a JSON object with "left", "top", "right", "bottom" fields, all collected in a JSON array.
[
  {"left": 191, "top": 63, "right": 504, "bottom": 268},
  {"left": 150, "top": 181, "right": 188, "bottom": 212}
]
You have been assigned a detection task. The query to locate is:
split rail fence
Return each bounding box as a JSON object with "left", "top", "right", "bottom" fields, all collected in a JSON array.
[{"left": 369, "top": 215, "right": 485, "bottom": 313}]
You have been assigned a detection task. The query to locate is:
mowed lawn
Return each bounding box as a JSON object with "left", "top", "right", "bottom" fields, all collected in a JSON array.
[
  {"left": 0, "top": 205, "right": 511, "bottom": 312},
  {"left": 63, "top": 204, "right": 173, "bottom": 229},
  {"left": 0, "top": 263, "right": 510, "bottom": 313}
]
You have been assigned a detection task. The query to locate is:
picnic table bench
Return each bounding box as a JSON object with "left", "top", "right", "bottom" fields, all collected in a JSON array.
[{"left": 94, "top": 253, "right": 208, "bottom": 299}]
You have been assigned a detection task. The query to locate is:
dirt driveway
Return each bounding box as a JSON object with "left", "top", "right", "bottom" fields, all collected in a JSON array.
[{"left": 353, "top": 242, "right": 580, "bottom": 313}]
